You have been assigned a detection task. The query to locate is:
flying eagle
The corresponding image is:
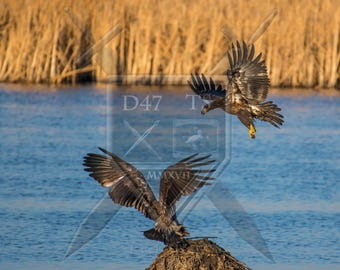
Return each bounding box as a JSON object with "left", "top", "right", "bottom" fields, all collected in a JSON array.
[
  {"left": 188, "top": 41, "right": 284, "bottom": 139},
  {"left": 83, "top": 147, "right": 215, "bottom": 246}
]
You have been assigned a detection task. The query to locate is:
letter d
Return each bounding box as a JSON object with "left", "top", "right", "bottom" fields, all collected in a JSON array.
[{"left": 123, "top": 95, "right": 139, "bottom": 111}]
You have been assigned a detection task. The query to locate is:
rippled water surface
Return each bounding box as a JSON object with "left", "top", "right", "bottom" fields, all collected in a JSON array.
[{"left": 0, "top": 85, "right": 339, "bottom": 270}]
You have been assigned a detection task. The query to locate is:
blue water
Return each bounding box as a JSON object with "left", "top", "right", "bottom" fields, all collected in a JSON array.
[{"left": 0, "top": 85, "right": 339, "bottom": 270}]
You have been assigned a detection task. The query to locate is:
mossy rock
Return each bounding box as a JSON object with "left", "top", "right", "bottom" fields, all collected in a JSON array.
[{"left": 146, "top": 238, "right": 252, "bottom": 270}]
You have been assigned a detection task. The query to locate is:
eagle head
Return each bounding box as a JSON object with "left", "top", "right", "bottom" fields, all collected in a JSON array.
[{"left": 201, "top": 104, "right": 209, "bottom": 115}]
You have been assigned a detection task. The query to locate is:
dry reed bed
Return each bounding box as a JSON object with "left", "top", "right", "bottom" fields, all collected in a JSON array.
[{"left": 0, "top": 0, "right": 338, "bottom": 87}]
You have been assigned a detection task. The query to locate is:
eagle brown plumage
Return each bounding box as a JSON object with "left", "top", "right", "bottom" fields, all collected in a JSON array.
[
  {"left": 83, "top": 147, "right": 215, "bottom": 246},
  {"left": 188, "top": 40, "right": 284, "bottom": 139}
]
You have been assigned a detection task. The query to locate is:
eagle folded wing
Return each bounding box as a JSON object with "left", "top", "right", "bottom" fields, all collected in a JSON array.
[
  {"left": 159, "top": 153, "right": 215, "bottom": 215},
  {"left": 83, "top": 147, "right": 159, "bottom": 220},
  {"left": 227, "top": 41, "right": 269, "bottom": 103},
  {"left": 188, "top": 73, "right": 226, "bottom": 100}
]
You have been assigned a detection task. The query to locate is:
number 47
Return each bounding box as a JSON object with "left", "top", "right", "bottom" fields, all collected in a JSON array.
[{"left": 139, "top": 95, "right": 162, "bottom": 111}]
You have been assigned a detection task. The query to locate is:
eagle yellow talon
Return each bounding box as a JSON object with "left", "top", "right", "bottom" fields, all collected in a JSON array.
[{"left": 249, "top": 124, "right": 256, "bottom": 139}]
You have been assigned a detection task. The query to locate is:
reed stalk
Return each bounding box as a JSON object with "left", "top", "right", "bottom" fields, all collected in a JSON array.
[{"left": 0, "top": 0, "right": 338, "bottom": 87}]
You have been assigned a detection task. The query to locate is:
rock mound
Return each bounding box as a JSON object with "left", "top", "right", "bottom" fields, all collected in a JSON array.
[{"left": 146, "top": 238, "right": 252, "bottom": 270}]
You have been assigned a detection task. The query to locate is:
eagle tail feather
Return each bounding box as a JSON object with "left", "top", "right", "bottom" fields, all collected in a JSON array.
[
  {"left": 143, "top": 228, "right": 165, "bottom": 242},
  {"left": 256, "top": 101, "right": 284, "bottom": 128}
]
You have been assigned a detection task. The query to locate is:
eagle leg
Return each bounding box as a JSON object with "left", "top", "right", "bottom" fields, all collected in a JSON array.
[
  {"left": 236, "top": 109, "right": 256, "bottom": 139},
  {"left": 249, "top": 124, "right": 256, "bottom": 139}
]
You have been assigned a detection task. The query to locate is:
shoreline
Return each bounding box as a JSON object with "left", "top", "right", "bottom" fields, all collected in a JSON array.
[{"left": 0, "top": 81, "right": 339, "bottom": 97}]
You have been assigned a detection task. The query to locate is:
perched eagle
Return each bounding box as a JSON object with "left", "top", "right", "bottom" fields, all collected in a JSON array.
[
  {"left": 188, "top": 41, "right": 284, "bottom": 139},
  {"left": 83, "top": 147, "right": 215, "bottom": 246}
]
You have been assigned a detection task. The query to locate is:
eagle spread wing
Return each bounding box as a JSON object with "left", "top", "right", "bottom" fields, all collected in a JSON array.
[
  {"left": 188, "top": 73, "right": 226, "bottom": 100},
  {"left": 227, "top": 41, "right": 269, "bottom": 103},
  {"left": 83, "top": 147, "right": 159, "bottom": 220},
  {"left": 159, "top": 153, "right": 215, "bottom": 216}
]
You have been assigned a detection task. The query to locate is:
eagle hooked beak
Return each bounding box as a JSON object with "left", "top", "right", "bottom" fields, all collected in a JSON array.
[{"left": 201, "top": 106, "right": 208, "bottom": 115}]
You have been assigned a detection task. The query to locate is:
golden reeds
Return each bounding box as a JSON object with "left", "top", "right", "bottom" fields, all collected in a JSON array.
[{"left": 0, "top": 0, "right": 339, "bottom": 87}]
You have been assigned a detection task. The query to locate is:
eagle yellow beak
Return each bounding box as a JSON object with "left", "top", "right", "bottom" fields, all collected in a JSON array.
[{"left": 201, "top": 107, "right": 208, "bottom": 115}]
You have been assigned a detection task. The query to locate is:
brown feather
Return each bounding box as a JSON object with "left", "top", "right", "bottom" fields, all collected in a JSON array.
[
  {"left": 159, "top": 154, "right": 215, "bottom": 216},
  {"left": 83, "top": 148, "right": 159, "bottom": 220}
]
